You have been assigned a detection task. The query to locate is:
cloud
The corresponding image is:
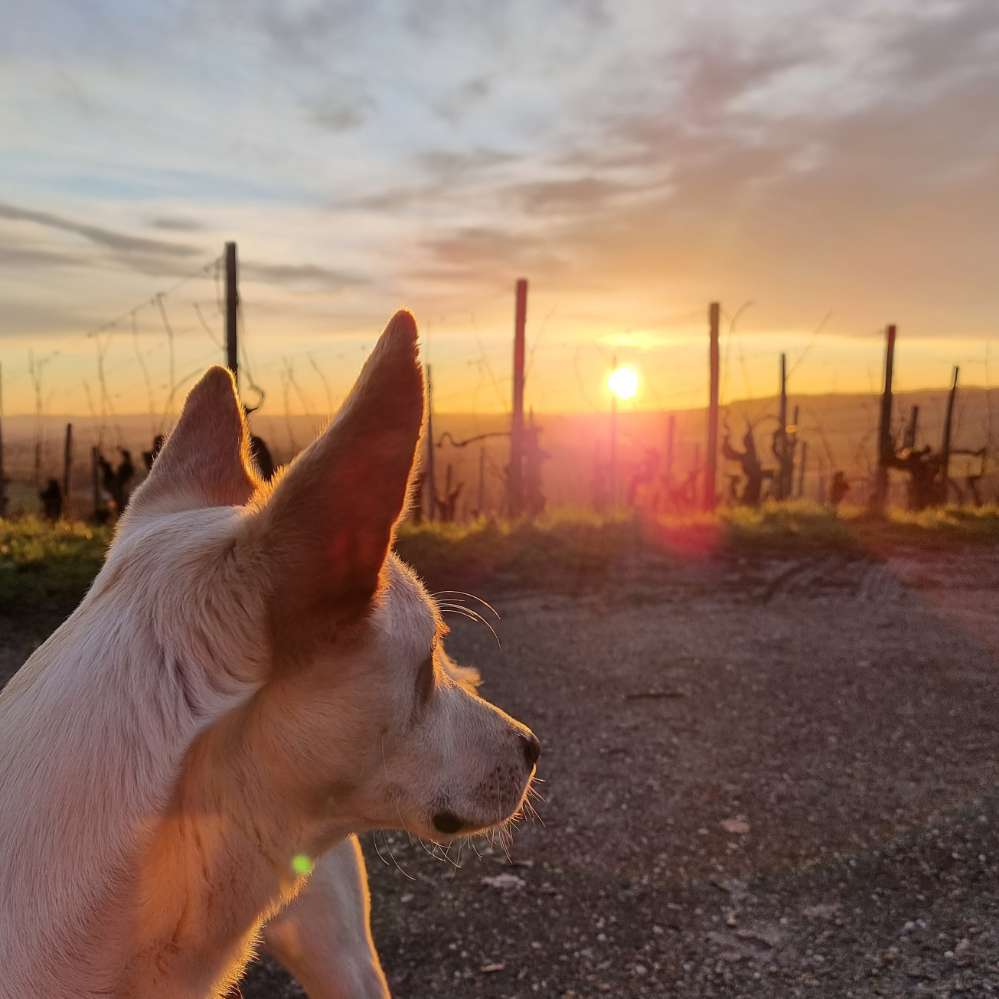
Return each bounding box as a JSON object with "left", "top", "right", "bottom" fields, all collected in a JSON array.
[
  {"left": 0, "top": 202, "right": 200, "bottom": 259},
  {"left": 411, "top": 224, "right": 567, "bottom": 291},
  {"left": 251, "top": 0, "right": 372, "bottom": 61},
  {"left": 678, "top": 33, "right": 814, "bottom": 121},
  {"left": 339, "top": 147, "right": 516, "bottom": 213},
  {"left": 598, "top": 329, "right": 688, "bottom": 351},
  {"left": 423, "top": 225, "right": 534, "bottom": 264},
  {"left": 0, "top": 245, "right": 89, "bottom": 270},
  {"left": 514, "top": 0, "right": 999, "bottom": 331},
  {"left": 306, "top": 79, "right": 374, "bottom": 133},
  {"left": 241, "top": 260, "right": 368, "bottom": 291},
  {"left": 147, "top": 215, "right": 205, "bottom": 233},
  {"left": 510, "top": 176, "right": 639, "bottom": 216},
  {"left": 431, "top": 74, "right": 498, "bottom": 123},
  {"left": 416, "top": 147, "right": 515, "bottom": 178},
  {"left": 887, "top": 0, "right": 999, "bottom": 85},
  {"left": 347, "top": 186, "right": 431, "bottom": 212},
  {"left": 0, "top": 299, "right": 98, "bottom": 336},
  {"left": 309, "top": 101, "right": 368, "bottom": 132}
]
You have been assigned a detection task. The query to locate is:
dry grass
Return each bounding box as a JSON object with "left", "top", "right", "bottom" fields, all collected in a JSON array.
[
  {"left": 4, "top": 503, "right": 999, "bottom": 613},
  {"left": 0, "top": 517, "right": 111, "bottom": 611}
]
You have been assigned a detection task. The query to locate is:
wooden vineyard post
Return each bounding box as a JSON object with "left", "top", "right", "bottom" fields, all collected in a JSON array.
[
  {"left": 904, "top": 405, "right": 920, "bottom": 450},
  {"left": 872, "top": 324, "right": 897, "bottom": 514},
  {"left": 665, "top": 411, "right": 676, "bottom": 491},
  {"left": 610, "top": 354, "right": 618, "bottom": 509},
  {"left": 940, "top": 365, "right": 959, "bottom": 503},
  {"left": 63, "top": 422, "right": 74, "bottom": 518},
  {"left": 91, "top": 446, "right": 101, "bottom": 522},
  {"left": 509, "top": 278, "right": 527, "bottom": 518},
  {"left": 704, "top": 302, "right": 720, "bottom": 510},
  {"left": 424, "top": 363, "right": 437, "bottom": 521},
  {"left": 776, "top": 354, "right": 790, "bottom": 499},
  {"left": 477, "top": 446, "right": 487, "bottom": 517},
  {"left": 0, "top": 363, "right": 6, "bottom": 519},
  {"left": 790, "top": 403, "right": 800, "bottom": 499},
  {"left": 225, "top": 241, "right": 239, "bottom": 389},
  {"left": 693, "top": 441, "right": 701, "bottom": 506}
]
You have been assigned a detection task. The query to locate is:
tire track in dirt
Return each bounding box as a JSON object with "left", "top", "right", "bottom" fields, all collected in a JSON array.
[{"left": 759, "top": 555, "right": 912, "bottom": 611}]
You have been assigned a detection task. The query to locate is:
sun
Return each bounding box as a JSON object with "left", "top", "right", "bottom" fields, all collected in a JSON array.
[{"left": 607, "top": 365, "right": 639, "bottom": 401}]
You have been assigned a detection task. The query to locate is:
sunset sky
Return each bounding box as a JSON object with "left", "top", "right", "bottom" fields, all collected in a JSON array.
[{"left": 2, "top": 0, "right": 998, "bottom": 415}]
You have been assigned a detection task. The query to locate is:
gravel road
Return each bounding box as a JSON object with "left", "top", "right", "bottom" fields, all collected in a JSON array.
[{"left": 4, "top": 548, "right": 999, "bottom": 997}]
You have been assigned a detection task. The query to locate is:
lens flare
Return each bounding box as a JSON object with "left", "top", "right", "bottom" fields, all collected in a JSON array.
[
  {"left": 291, "top": 853, "right": 314, "bottom": 875},
  {"left": 608, "top": 365, "right": 639, "bottom": 401}
]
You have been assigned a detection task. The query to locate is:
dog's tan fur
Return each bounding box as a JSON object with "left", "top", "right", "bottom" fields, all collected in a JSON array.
[{"left": 0, "top": 312, "right": 538, "bottom": 998}]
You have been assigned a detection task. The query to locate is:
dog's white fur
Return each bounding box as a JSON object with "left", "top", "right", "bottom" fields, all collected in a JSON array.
[{"left": 0, "top": 312, "right": 537, "bottom": 998}]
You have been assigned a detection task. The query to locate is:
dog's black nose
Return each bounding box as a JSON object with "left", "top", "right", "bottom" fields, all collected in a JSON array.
[
  {"left": 521, "top": 732, "right": 541, "bottom": 768},
  {"left": 432, "top": 810, "right": 464, "bottom": 835}
]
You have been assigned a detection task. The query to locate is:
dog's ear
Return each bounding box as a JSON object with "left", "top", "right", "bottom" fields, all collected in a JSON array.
[
  {"left": 253, "top": 310, "right": 423, "bottom": 627},
  {"left": 129, "top": 367, "right": 260, "bottom": 516}
]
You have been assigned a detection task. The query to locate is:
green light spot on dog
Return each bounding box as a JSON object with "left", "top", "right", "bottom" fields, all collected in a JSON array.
[{"left": 291, "top": 853, "right": 314, "bottom": 875}]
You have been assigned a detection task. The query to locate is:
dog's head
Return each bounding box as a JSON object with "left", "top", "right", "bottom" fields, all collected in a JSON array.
[{"left": 116, "top": 311, "right": 538, "bottom": 846}]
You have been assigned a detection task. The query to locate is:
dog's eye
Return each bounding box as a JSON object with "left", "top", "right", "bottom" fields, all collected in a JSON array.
[{"left": 416, "top": 653, "right": 435, "bottom": 706}]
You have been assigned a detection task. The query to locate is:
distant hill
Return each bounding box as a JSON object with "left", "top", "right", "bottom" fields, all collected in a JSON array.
[{"left": 4, "top": 387, "right": 997, "bottom": 516}]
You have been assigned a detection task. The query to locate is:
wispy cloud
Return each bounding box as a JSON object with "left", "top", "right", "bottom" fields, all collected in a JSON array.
[
  {"left": 0, "top": 244, "right": 88, "bottom": 270},
  {"left": 309, "top": 102, "right": 369, "bottom": 132},
  {"left": 509, "top": 176, "right": 642, "bottom": 217},
  {"left": 147, "top": 215, "right": 205, "bottom": 233},
  {"left": 0, "top": 201, "right": 199, "bottom": 259},
  {"left": 242, "top": 259, "right": 368, "bottom": 291}
]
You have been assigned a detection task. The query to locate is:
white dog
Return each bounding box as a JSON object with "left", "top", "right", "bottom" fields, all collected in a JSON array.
[{"left": 0, "top": 311, "right": 539, "bottom": 998}]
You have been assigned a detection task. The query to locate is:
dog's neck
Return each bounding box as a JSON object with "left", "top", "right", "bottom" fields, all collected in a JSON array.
[{"left": 123, "top": 688, "right": 351, "bottom": 997}]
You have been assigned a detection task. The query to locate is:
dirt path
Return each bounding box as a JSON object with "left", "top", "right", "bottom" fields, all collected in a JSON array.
[{"left": 4, "top": 550, "right": 999, "bottom": 996}]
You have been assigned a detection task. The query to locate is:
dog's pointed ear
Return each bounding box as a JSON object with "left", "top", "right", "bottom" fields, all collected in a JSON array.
[
  {"left": 129, "top": 367, "right": 260, "bottom": 516},
  {"left": 254, "top": 310, "right": 423, "bottom": 625}
]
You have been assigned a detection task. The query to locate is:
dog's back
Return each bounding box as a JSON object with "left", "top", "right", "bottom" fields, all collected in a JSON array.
[{"left": 0, "top": 510, "right": 259, "bottom": 998}]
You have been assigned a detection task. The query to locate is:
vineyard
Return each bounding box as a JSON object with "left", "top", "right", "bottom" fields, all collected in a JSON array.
[{"left": 3, "top": 245, "right": 997, "bottom": 526}]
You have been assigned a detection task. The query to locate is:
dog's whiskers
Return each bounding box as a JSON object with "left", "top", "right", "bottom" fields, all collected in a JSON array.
[
  {"left": 526, "top": 782, "right": 546, "bottom": 805},
  {"left": 431, "top": 590, "right": 501, "bottom": 622},
  {"left": 442, "top": 840, "right": 464, "bottom": 869},
  {"left": 376, "top": 736, "right": 419, "bottom": 881},
  {"left": 437, "top": 602, "right": 502, "bottom": 648},
  {"left": 380, "top": 739, "right": 458, "bottom": 871},
  {"left": 415, "top": 833, "right": 461, "bottom": 868},
  {"left": 495, "top": 822, "right": 514, "bottom": 863},
  {"left": 391, "top": 808, "right": 433, "bottom": 873},
  {"left": 373, "top": 829, "right": 416, "bottom": 882},
  {"left": 371, "top": 830, "right": 408, "bottom": 879},
  {"left": 522, "top": 797, "right": 545, "bottom": 828},
  {"left": 485, "top": 777, "right": 516, "bottom": 863},
  {"left": 371, "top": 832, "right": 390, "bottom": 868},
  {"left": 437, "top": 603, "right": 480, "bottom": 624},
  {"left": 386, "top": 845, "right": 417, "bottom": 881}
]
